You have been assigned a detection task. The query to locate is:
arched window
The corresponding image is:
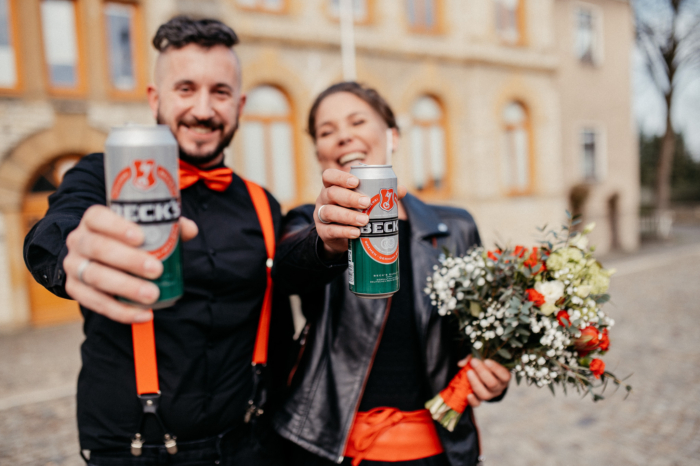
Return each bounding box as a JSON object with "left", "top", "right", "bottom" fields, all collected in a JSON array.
[
  {"left": 240, "top": 85, "right": 296, "bottom": 204},
  {"left": 501, "top": 101, "right": 531, "bottom": 194},
  {"left": 495, "top": 0, "right": 524, "bottom": 45},
  {"left": 410, "top": 95, "right": 447, "bottom": 193}
]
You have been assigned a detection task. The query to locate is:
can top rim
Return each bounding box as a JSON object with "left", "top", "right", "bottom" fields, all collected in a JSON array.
[{"left": 349, "top": 164, "right": 393, "bottom": 168}]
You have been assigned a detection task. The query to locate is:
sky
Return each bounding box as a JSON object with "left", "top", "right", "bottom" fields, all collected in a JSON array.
[{"left": 633, "top": 0, "right": 700, "bottom": 161}]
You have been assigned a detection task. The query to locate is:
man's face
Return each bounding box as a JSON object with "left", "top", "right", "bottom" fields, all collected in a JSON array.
[{"left": 147, "top": 44, "right": 245, "bottom": 166}]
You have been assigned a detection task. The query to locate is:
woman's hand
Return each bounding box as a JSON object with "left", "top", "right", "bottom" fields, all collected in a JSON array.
[
  {"left": 457, "top": 357, "right": 511, "bottom": 407},
  {"left": 314, "top": 168, "right": 406, "bottom": 259}
]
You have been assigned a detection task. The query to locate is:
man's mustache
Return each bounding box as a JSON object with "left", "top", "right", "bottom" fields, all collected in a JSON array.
[{"left": 179, "top": 118, "right": 224, "bottom": 131}]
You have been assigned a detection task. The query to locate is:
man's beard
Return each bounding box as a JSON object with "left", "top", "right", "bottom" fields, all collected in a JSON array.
[{"left": 157, "top": 111, "right": 238, "bottom": 166}]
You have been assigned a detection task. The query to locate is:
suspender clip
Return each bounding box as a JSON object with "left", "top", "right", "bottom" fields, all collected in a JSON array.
[
  {"left": 164, "top": 433, "right": 178, "bottom": 455},
  {"left": 130, "top": 433, "right": 144, "bottom": 457},
  {"left": 139, "top": 393, "right": 161, "bottom": 414}
]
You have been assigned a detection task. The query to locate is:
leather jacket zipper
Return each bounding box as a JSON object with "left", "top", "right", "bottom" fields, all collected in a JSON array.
[{"left": 337, "top": 297, "right": 393, "bottom": 463}]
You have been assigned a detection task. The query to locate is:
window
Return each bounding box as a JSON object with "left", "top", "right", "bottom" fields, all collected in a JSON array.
[
  {"left": 236, "top": 0, "right": 286, "bottom": 13},
  {"left": 410, "top": 96, "right": 447, "bottom": 193},
  {"left": 574, "top": 5, "right": 601, "bottom": 64},
  {"left": 501, "top": 101, "right": 531, "bottom": 194},
  {"left": 407, "top": 0, "right": 439, "bottom": 33},
  {"left": 40, "top": 0, "right": 83, "bottom": 92},
  {"left": 495, "top": 0, "right": 524, "bottom": 45},
  {"left": 104, "top": 2, "right": 138, "bottom": 92},
  {"left": 581, "top": 128, "right": 603, "bottom": 181},
  {"left": 240, "top": 86, "right": 297, "bottom": 204},
  {"left": 329, "top": 0, "right": 369, "bottom": 23},
  {"left": 0, "top": 0, "right": 19, "bottom": 90}
]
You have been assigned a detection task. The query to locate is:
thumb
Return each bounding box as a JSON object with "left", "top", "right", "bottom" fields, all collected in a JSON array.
[{"left": 179, "top": 217, "right": 199, "bottom": 242}]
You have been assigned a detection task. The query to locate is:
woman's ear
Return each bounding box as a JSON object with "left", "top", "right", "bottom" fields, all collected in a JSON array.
[{"left": 391, "top": 127, "right": 400, "bottom": 153}]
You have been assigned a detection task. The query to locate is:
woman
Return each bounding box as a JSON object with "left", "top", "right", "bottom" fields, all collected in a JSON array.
[{"left": 272, "top": 82, "right": 510, "bottom": 466}]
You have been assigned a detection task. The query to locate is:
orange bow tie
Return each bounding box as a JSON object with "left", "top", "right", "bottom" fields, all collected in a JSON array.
[{"left": 179, "top": 160, "right": 233, "bottom": 192}]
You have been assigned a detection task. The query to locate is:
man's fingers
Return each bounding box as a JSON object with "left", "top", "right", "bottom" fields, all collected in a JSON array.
[
  {"left": 67, "top": 234, "right": 163, "bottom": 280},
  {"left": 322, "top": 168, "right": 359, "bottom": 189},
  {"left": 317, "top": 205, "right": 368, "bottom": 227},
  {"left": 325, "top": 186, "right": 370, "bottom": 210},
  {"left": 470, "top": 358, "right": 500, "bottom": 391},
  {"left": 66, "top": 256, "right": 160, "bottom": 306},
  {"left": 81, "top": 205, "right": 144, "bottom": 246},
  {"left": 180, "top": 217, "right": 198, "bottom": 242},
  {"left": 484, "top": 359, "right": 512, "bottom": 384},
  {"left": 65, "top": 277, "right": 153, "bottom": 324}
]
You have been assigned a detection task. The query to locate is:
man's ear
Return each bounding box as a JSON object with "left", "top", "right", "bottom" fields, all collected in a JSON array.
[{"left": 147, "top": 84, "right": 159, "bottom": 120}]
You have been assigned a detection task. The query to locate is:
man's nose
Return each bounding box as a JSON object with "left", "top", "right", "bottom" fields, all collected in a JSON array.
[{"left": 190, "top": 91, "right": 215, "bottom": 120}]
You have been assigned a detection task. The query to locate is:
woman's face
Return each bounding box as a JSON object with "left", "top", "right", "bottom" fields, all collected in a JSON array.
[{"left": 313, "top": 92, "right": 398, "bottom": 172}]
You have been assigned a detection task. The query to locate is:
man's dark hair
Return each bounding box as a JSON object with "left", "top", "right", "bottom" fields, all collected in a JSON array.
[
  {"left": 152, "top": 15, "right": 239, "bottom": 52},
  {"left": 307, "top": 82, "right": 399, "bottom": 141}
]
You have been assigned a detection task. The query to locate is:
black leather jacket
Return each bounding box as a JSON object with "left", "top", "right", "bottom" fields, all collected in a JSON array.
[{"left": 272, "top": 194, "right": 487, "bottom": 466}]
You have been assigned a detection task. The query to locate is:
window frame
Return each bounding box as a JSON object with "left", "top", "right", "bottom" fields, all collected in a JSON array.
[
  {"left": 239, "top": 84, "right": 300, "bottom": 206},
  {"left": 100, "top": 0, "right": 147, "bottom": 100},
  {"left": 235, "top": 0, "right": 289, "bottom": 15},
  {"left": 573, "top": 2, "right": 604, "bottom": 66},
  {"left": 494, "top": 0, "right": 527, "bottom": 47},
  {"left": 38, "top": 0, "right": 88, "bottom": 97},
  {"left": 409, "top": 94, "right": 450, "bottom": 198},
  {"left": 579, "top": 125, "right": 606, "bottom": 183},
  {"left": 326, "top": 0, "right": 373, "bottom": 26},
  {"left": 500, "top": 100, "right": 534, "bottom": 196},
  {"left": 0, "top": 0, "right": 23, "bottom": 95},
  {"left": 406, "top": 0, "right": 443, "bottom": 35}
]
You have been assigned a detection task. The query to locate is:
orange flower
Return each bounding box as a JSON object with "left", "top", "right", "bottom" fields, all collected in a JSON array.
[
  {"left": 513, "top": 245, "right": 527, "bottom": 258},
  {"left": 525, "top": 288, "right": 546, "bottom": 307},
  {"left": 589, "top": 358, "right": 605, "bottom": 379},
  {"left": 574, "top": 326, "right": 601, "bottom": 356},
  {"left": 523, "top": 247, "right": 546, "bottom": 274},
  {"left": 598, "top": 329, "right": 610, "bottom": 352},
  {"left": 487, "top": 250, "right": 501, "bottom": 261},
  {"left": 556, "top": 310, "right": 571, "bottom": 327}
]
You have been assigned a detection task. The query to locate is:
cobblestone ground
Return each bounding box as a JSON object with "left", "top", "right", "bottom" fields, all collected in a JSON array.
[{"left": 1, "top": 242, "right": 699, "bottom": 466}]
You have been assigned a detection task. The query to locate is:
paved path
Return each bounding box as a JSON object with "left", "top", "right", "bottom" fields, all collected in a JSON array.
[{"left": 1, "top": 243, "right": 699, "bottom": 465}]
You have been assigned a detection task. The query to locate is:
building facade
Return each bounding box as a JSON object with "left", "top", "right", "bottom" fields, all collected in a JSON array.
[{"left": 0, "top": 0, "right": 639, "bottom": 330}]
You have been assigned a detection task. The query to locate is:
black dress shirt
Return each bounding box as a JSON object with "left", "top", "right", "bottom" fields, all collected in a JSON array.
[
  {"left": 358, "top": 220, "right": 431, "bottom": 412},
  {"left": 23, "top": 153, "right": 284, "bottom": 451}
]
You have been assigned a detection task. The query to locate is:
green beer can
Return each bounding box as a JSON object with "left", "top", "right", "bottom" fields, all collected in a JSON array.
[
  {"left": 349, "top": 164, "right": 399, "bottom": 299},
  {"left": 104, "top": 125, "right": 183, "bottom": 309}
]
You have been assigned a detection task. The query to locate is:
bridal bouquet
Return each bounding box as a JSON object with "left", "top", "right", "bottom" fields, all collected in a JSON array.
[{"left": 424, "top": 214, "right": 631, "bottom": 431}]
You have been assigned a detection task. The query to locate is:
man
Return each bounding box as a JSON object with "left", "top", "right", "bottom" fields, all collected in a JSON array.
[{"left": 24, "top": 16, "right": 290, "bottom": 465}]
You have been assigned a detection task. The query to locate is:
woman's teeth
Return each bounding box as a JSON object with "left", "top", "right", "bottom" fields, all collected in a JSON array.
[{"left": 339, "top": 152, "right": 366, "bottom": 165}]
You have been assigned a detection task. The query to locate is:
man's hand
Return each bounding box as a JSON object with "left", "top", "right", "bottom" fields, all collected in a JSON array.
[
  {"left": 63, "top": 205, "right": 198, "bottom": 324},
  {"left": 314, "top": 169, "right": 406, "bottom": 259},
  {"left": 457, "top": 357, "right": 511, "bottom": 407}
]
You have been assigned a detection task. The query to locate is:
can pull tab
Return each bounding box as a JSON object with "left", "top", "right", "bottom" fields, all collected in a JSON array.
[
  {"left": 131, "top": 434, "right": 144, "bottom": 457},
  {"left": 164, "top": 434, "right": 178, "bottom": 455}
]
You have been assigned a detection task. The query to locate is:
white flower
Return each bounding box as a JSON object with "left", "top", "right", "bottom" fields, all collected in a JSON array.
[
  {"left": 571, "top": 234, "right": 589, "bottom": 250},
  {"left": 576, "top": 285, "right": 592, "bottom": 298},
  {"left": 535, "top": 280, "right": 565, "bottom": 305},
  {"left": 473, "top": 341, "right": 483, "bottom": 350}
]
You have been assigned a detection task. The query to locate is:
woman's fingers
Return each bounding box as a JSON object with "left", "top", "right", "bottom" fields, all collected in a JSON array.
[
  {"left": 322, "top": 168, "right": 359, "bottom": 189},
  {"left": 466, "top": 393, "right": 481, "bottom": 408},
  {"left": 317, "top": 204, "right": 368, "bottom": 227},
  {"left": 484, "top": 359, "right": 512, "bottom": 383},
  {"left": 322, "top": 185, "right": 370, "bottom": 210},
  {"left": 467, "top": 358, "right": 510, "bottom": 402},
  {"left": 470, "top": 358, "right": 500, "bottom": 391}
]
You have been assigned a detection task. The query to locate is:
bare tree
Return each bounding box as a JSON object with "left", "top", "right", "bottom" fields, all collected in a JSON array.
[{"left": 636, "top": 0, "right": 700, "bottom": 214}]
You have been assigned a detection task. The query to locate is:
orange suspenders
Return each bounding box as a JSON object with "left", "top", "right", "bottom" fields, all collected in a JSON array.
[{"left": 129, "top": 179, "right": 275, "bottom": 456}]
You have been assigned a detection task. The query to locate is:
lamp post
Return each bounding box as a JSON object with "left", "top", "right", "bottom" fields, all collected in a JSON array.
[{"left": 339, "top": 0, "right": 356, "bottom": 81}]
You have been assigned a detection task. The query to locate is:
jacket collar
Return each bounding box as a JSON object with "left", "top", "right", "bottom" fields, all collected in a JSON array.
[{"left": 401, "top": 193, "right": 450, "bottom": 240}]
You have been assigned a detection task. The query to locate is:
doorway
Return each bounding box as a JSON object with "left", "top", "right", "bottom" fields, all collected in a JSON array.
[{"left": 23, "top": 155, "right": 82, "bottom": 326}]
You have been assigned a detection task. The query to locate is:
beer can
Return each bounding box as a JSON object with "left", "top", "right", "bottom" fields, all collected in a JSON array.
[
  {"left": 104, "top": 125, "right": 183, "bottom": 309},
  {"left": 348, "top": 165, "right": 399, "bottom": 299}
]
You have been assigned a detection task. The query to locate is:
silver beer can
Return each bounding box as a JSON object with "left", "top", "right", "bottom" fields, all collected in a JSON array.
[
  {"left": 104, "top": 125, "right": 183, "bottom": 309},
  {"left": 348, "top": 164, "right": 400, "bottom": 299}
]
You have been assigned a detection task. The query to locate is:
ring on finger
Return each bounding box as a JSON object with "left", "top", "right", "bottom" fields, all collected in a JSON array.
[
  {"left": 317, "top": 204, "right": 331, "bottom": 224},
  {"left": 77, "top": 259, "right": 92, "bottom": 285}
]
